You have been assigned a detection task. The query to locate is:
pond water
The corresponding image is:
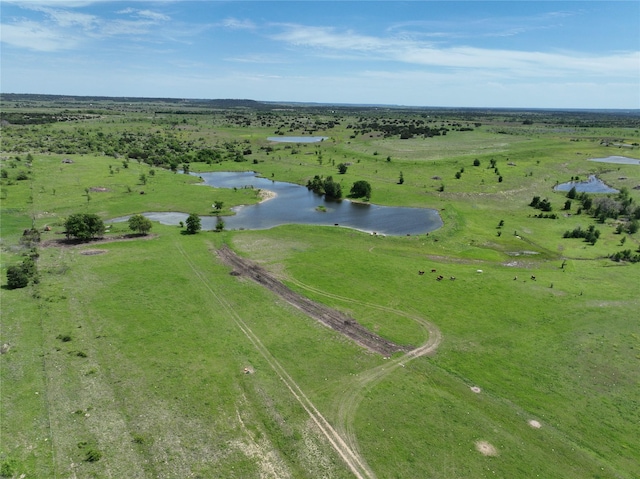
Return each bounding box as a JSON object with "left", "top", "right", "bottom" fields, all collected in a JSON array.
[
  {"left": 588, "top": 155, "right": 640, "bottom": 165},
  {"left": 554, "top": 175, "right": 618, "bottom": 194},
  {"left": 113, "top": 171, "right": 442, "bottom": 236},
  {"left": 267, "top": 136, "right": 328, "bottom": 143}
]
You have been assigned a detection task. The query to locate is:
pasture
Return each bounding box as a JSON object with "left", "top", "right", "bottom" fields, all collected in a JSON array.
[{"left": 1, "top": 97, "right": 639, "bottom": 478}]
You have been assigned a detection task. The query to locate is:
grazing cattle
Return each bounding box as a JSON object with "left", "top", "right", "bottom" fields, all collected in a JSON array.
[
  {"left": 418, "top": 270, "right": 425, "bottom": 275},
  {"left": 450, "top": 276, "right": 456, "bottom": 281},
  {"left": 477, "top": 269, "right": 483, "bottom": 273},
  {"left": 513, "top": 276, "right": 518, "bottom": 281},
  {"left": 431, "top": 269, "right": 437, "bottom": 273},
  {"left": 436, "top": 275, "right": 444, "bottom": 281},
  {"left": 531, "top": 275, "right": 536, "bottom": 281}
]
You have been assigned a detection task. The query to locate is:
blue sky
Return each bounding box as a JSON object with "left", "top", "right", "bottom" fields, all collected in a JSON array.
[{"left": 1, "top": 1, "right": 639, "bottom": 108}]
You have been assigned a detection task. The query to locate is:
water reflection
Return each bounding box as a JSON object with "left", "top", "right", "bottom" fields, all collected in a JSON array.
[
  {"left": 554, "top": 175, "right": 618, "bottom": 193},
  {"left": 112, "top": 171, "right": 443, "bottom": 236}
]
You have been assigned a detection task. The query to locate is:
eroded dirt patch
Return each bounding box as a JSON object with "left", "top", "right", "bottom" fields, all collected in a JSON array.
[
  {"left": 217, "top": 245, "right": 410, "bottom": 356},
  {"left": 80, "top": 249, "right": 108, "bottom": 256},
  {"left": 475, "top": 440, "right": 498, "bottom": 456}
]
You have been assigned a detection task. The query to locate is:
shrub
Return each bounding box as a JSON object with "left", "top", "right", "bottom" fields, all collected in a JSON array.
[
  {"left": 84, "top": 447, "right": 102, "bottom": 462},
  {"left": 128, "top": 214, "right": 152, "bottom": 235},
  {"left": 6, "top": 257, "right": 38, "bottom": 289},
  {"left": 0, "top": 458, "right": 18, "bottom": 477},
  {"left": 185, "top": 213, "right": 201, "bottom": 234},
  {"left": 64, "top": 213, "right": 105, "bottom": 240},
  {"left": 350, "top": 180, "right": 371, "bottom": 199}
]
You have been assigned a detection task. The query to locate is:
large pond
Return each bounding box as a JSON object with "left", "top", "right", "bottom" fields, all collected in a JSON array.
[
  {"left": 114, "top": 171, "right": 442, "bottom": 236},
  {"left": 267, "top": 136, "right": 328, "bottom": 143},
  {"left": 554, "top": 175, "right": 619, "bottom": 194},
  {"left": 588, "top": 155, "right": 640, "bottom": 165}
]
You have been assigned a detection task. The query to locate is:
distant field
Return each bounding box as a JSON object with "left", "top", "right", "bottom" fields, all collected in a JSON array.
[{"left": 1, "top": 98, "right": 639, "bottom": 478}]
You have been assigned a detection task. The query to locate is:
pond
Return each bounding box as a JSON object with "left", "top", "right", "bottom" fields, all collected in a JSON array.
[
  {"left": 112, "top": 171, "right": 443, "bottom": 236},
  {"left": 267, "top": 136, "right": 328, "bottom": 143},
  {"left": 554, "top": 175, "right": 619, "bottom": 194},
  {"left": 588, "top": 155, "right": 640, "bottom": 165}
]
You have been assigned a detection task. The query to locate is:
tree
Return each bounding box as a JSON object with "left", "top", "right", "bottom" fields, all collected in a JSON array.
[
  {"left": 564, "top": 200, "right": 572, "bottom": 210},
  {"left": 64, "top": 213, "right": 105, "bottom": 240},
  {"left": 128, "top": 214, "right": 152, "bottom": 235},
  {"left": 213, "top": 201, "right": 224, "bottom": 211},
  {"left": 350, "top": 180, "right": 371, "bottom": 199},
  {"left": 337, "top": 163, "right": 348, "bottom": 174},
  {"left": 567, "top": 186, "right": 577, "bottom": 199},
  {"left": 6, "top": 257, "right": 37, "bottom": 289},
  {"left": 7, "top": 264, "right": 29, "bottom": 289},
  {"left": 185, "top": 213, "right": 201, "bottom": 234},
  {"left": 398, "top": 171, "right": 404, "bottom": 184},
  {"left": 215, "top": 219, "right": 225, "bottom": 232},
  {"left": 323, "top": 176, "right": 342, "bottom": 199},
  {"left": 473, "top": 158, "right": 480, "bottom": 166}
]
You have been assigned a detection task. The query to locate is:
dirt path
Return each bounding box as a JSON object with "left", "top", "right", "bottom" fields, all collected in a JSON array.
[
  {"left": 217, "top": 245, "right": 410, "bottom": 357},
  {"left": 177, "top": 243, "right": 376, "bottom": 479},
  {"left": 284, "top": 276, "right": 442, "bottom": 468},
  {"left": 216, "top": 245, "right": 443, "bottom": 476}
]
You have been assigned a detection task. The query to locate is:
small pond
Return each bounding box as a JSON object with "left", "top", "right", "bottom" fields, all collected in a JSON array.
[
  {"left": 554, "top": 175, "right": 618, "bottom": 194},
  {"left": 588, "top": 155, "right": 640, "bottom": 165},
  {"left": 267, "top": 136, "right": 328, "bottom": 143},
  {"left": 112, "top": 171, "right": 443, "bottom": 236}
]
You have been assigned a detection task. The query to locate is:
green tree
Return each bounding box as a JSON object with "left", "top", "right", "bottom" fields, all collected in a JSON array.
[
  {"left": 64, "top": 213, "right": 105, "bottom": 240},
  {"left": 185, "top": 213, "right": 201, "bottom": 234},
  {"left": 213, "top": 201, "right": 224, "bottom": 211},
  {"left": 139, "top": 173, "right": 147, "bottom": 185},
  {"left": 323, "top": 176, "right": 342, "bottom": 199},
  {"left": 398, "top": 171, "right": 404, "bottom": 184},
  {"left": 567, "top": 186, "right": 577, "bottom": 199},
  {"left": 350, "top": 180, "right": 371, "bottom": 199},
  {"left": 337, "top": 163, "right": 348, "bottom": 174},
  {"left": 128, "top": 214, "right": 152, "bottom": 235},
  {"left": 7, "top": 264, "right": 30, "bottom": 289},
  {"left": 6, "top": 257, "right": 37, "bottom": 289},
  {"left": 215, "top": 219, "right": 225, "bottom": 232},
  {"left": 473, "top": 158, "right": 480, "bottom": 166}
]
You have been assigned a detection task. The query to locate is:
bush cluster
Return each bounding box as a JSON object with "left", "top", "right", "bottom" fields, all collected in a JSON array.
[
  {"left": 610, "top": 249, "right": 640, "bottom": 263},
  {"left": 307, "top": 175, "right": 342, "bottom": 199},
  {"left": 6, "top": 255, "right": 38, "bottom": 289},
  {"left": 563, "top": 225, "right": 601, "bottom": 245}
]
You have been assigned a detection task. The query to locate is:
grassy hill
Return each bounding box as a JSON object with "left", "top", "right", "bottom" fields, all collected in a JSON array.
[{"left": 1, "top": 97, "right": 639, "bottom": 478}]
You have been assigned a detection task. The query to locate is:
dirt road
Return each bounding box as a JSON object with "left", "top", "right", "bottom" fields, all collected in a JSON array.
[{"left": 217, "top": 245, "right": 411, "bottom": 357}]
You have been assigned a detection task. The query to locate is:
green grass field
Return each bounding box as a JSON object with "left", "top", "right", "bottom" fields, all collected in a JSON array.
[{"left": 1, "top": 100, "right": 639, "bottom": 478}]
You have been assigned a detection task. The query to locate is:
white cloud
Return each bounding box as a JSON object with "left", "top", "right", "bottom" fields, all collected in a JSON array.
[
  {"left": 221, "top": 17, "right": 256, "bottom": 30},
  {"left": 271, "top": 24, "right": 640, "bottom": 79},
  {"left": 0, "top": 21, "right": 79, "bottom": 51}
]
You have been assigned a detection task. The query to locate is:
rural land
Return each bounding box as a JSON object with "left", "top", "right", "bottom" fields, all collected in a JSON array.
[{"left": 1, "top": 94, "right": 639, "bottom": 478}]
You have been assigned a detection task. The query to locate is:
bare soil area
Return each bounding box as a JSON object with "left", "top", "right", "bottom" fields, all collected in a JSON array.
[{"left": 217, "top": 245, "right": 411, "bottom": 357}]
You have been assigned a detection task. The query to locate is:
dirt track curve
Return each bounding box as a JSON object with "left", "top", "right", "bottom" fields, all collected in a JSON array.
[{"left": 216, "top": 245, "right": 443, "bottom": 478}]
